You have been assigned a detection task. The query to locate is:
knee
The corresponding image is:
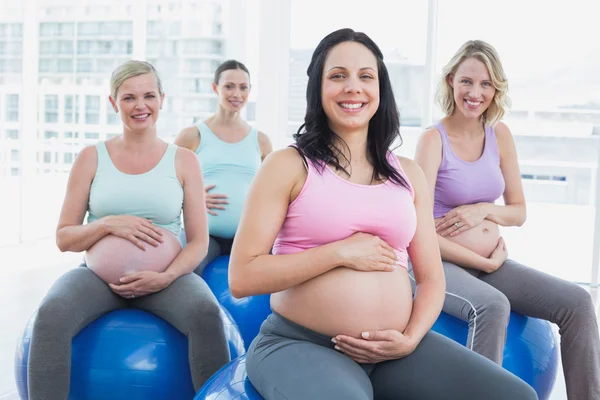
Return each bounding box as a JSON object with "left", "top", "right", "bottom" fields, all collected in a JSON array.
[
  {"left": 568, "top": 285, "right": 595, "bottom": 318},
  {"left": 478, "top": 293, "right": 511, "bottom": 323},
  {"left": 35, "top": 296, "right": 71, "bottom": 329}
]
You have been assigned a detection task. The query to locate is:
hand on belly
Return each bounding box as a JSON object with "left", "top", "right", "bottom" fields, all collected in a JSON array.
[
  {"left": 85, "top": 228, "right": 182, "bottom": 285},
  {"left": 333, "top": 327, "right": 418, "bottom": 364},
  {"left": 436, "top": 218, "right": 500, "bottom": 258}
]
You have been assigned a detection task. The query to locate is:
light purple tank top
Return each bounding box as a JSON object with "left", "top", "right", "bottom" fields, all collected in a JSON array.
[{"left": 433, "top": 121, "right": 505, "bottom": 218}]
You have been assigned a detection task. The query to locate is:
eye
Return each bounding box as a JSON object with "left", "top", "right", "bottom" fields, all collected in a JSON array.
[
  {"left": 482, "top": 81, "right": 492, "bottom": 87},
  {"left": 361, "top": 74, "right": 374, "bottom": 80},
  {"left": 240, "top": 86, "right": 249, "bottom": 91},
  {"left": 123, "top": 96, "right": 133, "bottom": 101},
  {"left": 460, "top": 79, "right": 471, "bottom": 84},
  {"left": 331, "top": 73, "right": 345, "bottom": 80},
  {"left": 145, "top": 94, "right": 156, "bottom": 98},
  {"left": 225, "top": 84, "right": 233, "bottom": 89}
]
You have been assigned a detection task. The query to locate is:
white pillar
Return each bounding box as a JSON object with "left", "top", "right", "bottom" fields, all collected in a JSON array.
[
  {"left": 225, "top": 0, "right": 247, "bottom": 61},
  {"left": 421, "top": 0, "right": 438, "bottom": 130},
  {"left": 19, "top": 0, "right": 39, "bottom": 243},
  {"left": 131, "top": 0, "right": 147, "bottom": 60},
  {"left": 591, "top": 139, "right": 600, "bottom": 287},
  {"left": 256, "top": 0, "right": 290, "bottom": 149}
]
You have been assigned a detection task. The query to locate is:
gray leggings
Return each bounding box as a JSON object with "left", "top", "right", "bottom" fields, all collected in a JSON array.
[
  {"left": 433, "top": 259, "right": 600, "bottom": 400},
  {"left": 27, "top": 266, "right": 230, "bottom": 399},
  {"left": 193, "top": 235, "right": 234, "bottom": 276},
  {"left": 246, "top": 312, "right": 538, "bottom": 400}
]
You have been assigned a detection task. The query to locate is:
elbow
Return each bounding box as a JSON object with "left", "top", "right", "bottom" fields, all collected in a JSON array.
[
  {"left": 228, "top": 277, "right": 249, "bottom": 299},
  {"left": 55, "top": 233, "right": 69, "bottom": 252},
  {"left": 516, "top": 207, "right": 527, "bottom": 227}
]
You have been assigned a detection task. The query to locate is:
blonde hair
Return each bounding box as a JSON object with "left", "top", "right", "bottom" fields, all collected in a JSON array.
[
  {"left": 109, "top": 60, "right": 163, "bottom": 100},
  {"left": 436, "top": 40, "right": 511, "bottom": 126}
]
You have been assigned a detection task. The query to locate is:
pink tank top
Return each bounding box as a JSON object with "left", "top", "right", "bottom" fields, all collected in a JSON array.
[{"left": 273, "top": 151, "right": 417, "bottom": 269}]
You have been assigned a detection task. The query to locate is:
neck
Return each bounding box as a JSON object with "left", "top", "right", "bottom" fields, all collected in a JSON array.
[
  {"left": 444, "top": 113, "right": 484, "bottom": 138},
  {"left": 120, "top": 126, "right": 159, "bottom": 151},
  {"left": 212, "top": 106, "right": 244, "bottom": 126},
  {"left": 330, "top": 125, "right": 369, "bottom": 163}
]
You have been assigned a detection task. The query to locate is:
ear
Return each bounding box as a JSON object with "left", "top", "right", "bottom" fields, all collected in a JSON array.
[
  {"left": 108, "top": 96, "right": 118, "bottom": 113},
  {"left": 447, "top": 74, "right": 455, "bottom": 89},
  {"left": 212, "top": 82, "right": 219, "bottom": 95},
  {"left": 160, "top": 92, "right": 165, "bottom": 109}
]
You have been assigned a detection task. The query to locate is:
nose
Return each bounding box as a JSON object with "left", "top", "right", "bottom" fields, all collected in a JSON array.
[
  {"left": 344, "top": 75, "right": 363, "bottom": 94},
  {"left": 469, "top": 85, "right": 481, "bottom": 99},
  {"left": 134, "top": 97, "right": 145, "bottom": 109}
]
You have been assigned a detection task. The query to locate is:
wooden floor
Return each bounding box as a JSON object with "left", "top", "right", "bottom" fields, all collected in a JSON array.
[{"left": 2, "top": 239, "right": 598, "bottom": 400}]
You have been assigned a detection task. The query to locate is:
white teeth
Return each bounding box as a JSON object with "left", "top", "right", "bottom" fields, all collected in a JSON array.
[
  {"left": 340, "top": 103, "right": 363, "bottom": 109},
  {"left": 466, "top": 100, "right": 480, "bottom": 106},
  {"left": 132, "top": 114, "right": 149, "bottom": 119}
]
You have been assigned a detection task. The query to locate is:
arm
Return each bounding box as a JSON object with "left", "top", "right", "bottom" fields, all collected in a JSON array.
[
  {"left": 414, "top": 129, "right": 498, "bottom": 272},
  {"left": 228, "top": 148, "right": 343, "bottom": 298},
  {"left": 481, "top": 122, "right": 526, "bottom": 227},
  {"left": 258, "top": 131, "right": 273, "bottom": 161},
  {"left": 56, "top": 146, "right": 110, "bottom": 252},
  {"left": 174, "top": 126, "right": 201, "bottom": 152},
  {"left": 162, "top": 147, "right": 210, "bottom": 282},
  {"left": 400, "top": 158, "right": 446, "bottom": 344}
]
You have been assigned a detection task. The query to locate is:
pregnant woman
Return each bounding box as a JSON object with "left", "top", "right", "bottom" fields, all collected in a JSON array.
[
  {"left": 228, "top": 29, "right": 538, "bottom": 400},
  {"left": 414, "top": 39, "right": 600, "bottom": 400},
  {"left": 27, "top": 61, "right": 230, "bottom": 399},
  {"left": 175, "top": 59, "right": 272, "bottom": 275}
]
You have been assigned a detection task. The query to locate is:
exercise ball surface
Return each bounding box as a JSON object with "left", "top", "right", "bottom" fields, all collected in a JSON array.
[
  {"left": 194, "top": 356, "right": 263, "bottom": 400},
  {"left": 15, "top": 308, "right": 245, "bottom": 400},
  {"left": 202, "top": 256, "right": 272, "bottom": 349},
  {"left": 432, "top": 311, "right": 559, "bottom": 400}
]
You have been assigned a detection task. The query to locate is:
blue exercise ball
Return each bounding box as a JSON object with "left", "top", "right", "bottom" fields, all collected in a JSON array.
[
  {"left": 432, "top": 311, "right": 559, "bottom": 400},
  {"left": 194, "top": 355, "right": 263, "bottom": 400},
  {"left": 15, "top": 307, "right": 245, "bottom": 400},
  {"left": 202, "top": 256, "right": 272, "bottom": 349}
]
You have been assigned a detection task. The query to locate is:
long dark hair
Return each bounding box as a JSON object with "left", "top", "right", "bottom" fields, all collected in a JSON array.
[
  {"left": 293, "top": 28, "right": 408, "bottom": 188},
  {"left": 214, "top": 59, "right": 250, "bottom": 84}
]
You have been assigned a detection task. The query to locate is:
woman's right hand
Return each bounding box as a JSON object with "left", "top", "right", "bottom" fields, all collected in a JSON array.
[
  {"left": 102, "top": 215, "right": 164, "bottom": 250},
  {"left": 337, "top": 232, "right": 398, "bottom": 272},
  {"left": 485, "top": 237, "right": 508, "bottom": 273},
  {"left": 205, "top": 183, "right": 229, "bottom": 216}
]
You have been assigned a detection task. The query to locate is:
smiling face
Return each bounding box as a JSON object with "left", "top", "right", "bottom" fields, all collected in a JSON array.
[
  {"left": 109, "top": 73, "right": 164, "bottom": 132},
  {"left": 450, "top": 57, "right": 496, "bottom": 120},
  {"left": 320, "top": 41, "right": 380, "bottom": 135},
  {"left": 213, "top": 68, "right": 250, "bottom": 112}
]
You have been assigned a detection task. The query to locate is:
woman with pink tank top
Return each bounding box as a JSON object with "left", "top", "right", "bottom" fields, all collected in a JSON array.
[
  {"left": 228, "top": 29, "right": 537, "bottom": 400},
  {"left": 415, "top": 40, "right": 600, "bottom": 399}
]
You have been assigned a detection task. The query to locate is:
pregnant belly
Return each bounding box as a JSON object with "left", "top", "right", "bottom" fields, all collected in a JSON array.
[
  {"left": 85, "top": 228, "right": 182, "bottom": 285},
  {"left": 436, "top": 218, "right": 500, "bottom": 258},
  {"left": 271, "top": 267, "right": 413, "bottom": 338},
  {"left": 205, "top": 180, "right": 251, "bottom": 239}
]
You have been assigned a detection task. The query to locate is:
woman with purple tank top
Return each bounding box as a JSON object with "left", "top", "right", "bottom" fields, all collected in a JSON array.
[{"left": 414, "top": 40, "right": 600, "bottom": 399}]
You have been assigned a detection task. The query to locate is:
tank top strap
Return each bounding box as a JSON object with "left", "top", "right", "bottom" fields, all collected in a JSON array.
[
  {"left": 153, "top": 143, "right": 178, "bottom": 175},
  {"left": 484, "top": 124, "right": 501, "bottom": 164},
  {"left": 435, "top": 122, "right": 453, "bottom": 168},
  {"left": 94, "top": 141, "right": 115, "bottom": 173},
  {"left": 195, "top": 121, "right": 219, "bottom": 152},
  {"left": 386, "top": 150, "right": 414, "bottom": 198}
]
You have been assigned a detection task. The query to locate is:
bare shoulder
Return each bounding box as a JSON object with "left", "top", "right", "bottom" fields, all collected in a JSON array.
[
  {"left": 175, "top": 145, "right": 198, "bottom": 164},
  {"left": 493, "top": 121, "right": 514, "bottom": 140},
  {"left": 262, "top": 146, "right": 306, "bottom": 175},
  {"left": 73, "top": 144, "right": 98, "bottom": 173},
  {"left": 397, "top": 156, "right": 425, "bottom": 183},
  {"left": 417, "top": 126, "right": 442, "bottom": 148},
  {"left": 174, "top": 125, "right": 201, "bottom": 150},
  {"left": 258, "top": 130, "right": 271, "bottom": 143}
]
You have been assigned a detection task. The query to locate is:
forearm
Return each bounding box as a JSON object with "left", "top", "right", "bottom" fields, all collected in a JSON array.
[
  {"left": 438, "top": 235, "right": 494, "bottom": 273},
  {"left": 481, "top": 202, "right": 526, "bottom": 227},
  {"left": 230, "top": 241, "right": 343, "bottom": 298},
  {"left": 403, "top": 277, "right": 445, "bottom": 343},
  {"left": 56, "top": 219, "right": 110, "bottom": 252},
  {"left": 162, "top": 240, "right": 207, "bottom": 281}
]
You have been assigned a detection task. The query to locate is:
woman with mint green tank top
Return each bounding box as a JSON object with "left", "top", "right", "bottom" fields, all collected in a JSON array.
[
  {"left": 175, "top": 60, "right": 273, "bottom": 275},
  {"left": 27, "top": 61, "right": 230, "bottom": 399}
]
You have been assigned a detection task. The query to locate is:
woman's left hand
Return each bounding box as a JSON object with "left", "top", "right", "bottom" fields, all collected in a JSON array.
[
  {"left": 436, "top": 203, "right": 488, "bottom": 237},
  {"left": 109, "top": 271, "right": 174, "bottom": 298},
  {"left": 333, "top": 330, "right": 418, "bottom": 364}
]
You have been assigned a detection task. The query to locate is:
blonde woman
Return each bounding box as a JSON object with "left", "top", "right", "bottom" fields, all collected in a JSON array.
[
  {"left": 414, "top": 40, "right": 600, "bottom": 399},
  {"left": 27, "top": 61, "right": 229, "bottom": 399}
]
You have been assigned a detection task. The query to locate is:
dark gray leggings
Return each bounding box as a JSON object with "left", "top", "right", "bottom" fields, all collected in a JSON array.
[
  {"left": 246, "top": 312, "right": 538, "bottom": 400},
  {"left": 193, "top": 235, "right": 234, "bottom": 276},
  {"left": 27, "top": 266, "right": 230, "bottom": 399}
]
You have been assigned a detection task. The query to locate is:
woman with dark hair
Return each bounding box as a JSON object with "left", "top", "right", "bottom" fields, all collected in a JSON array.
[
  {"left": 228, "top": 29, "right": 538, "bottom": 400},
  {"left": 175, "top": 59, "right": 272, "bottom": 275}
]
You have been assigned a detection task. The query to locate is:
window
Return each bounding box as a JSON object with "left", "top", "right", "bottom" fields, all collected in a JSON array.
[
  {"left": 107, "top": 108, "right": 120, "bottom": 125},
  {"left": 64, "top": 131, "right": 78, "bottom": 139},
  {"left": 84, "top": 132, "right": 99, "bottom": 140},
  {"left": 11, "top": 149, "right": 19, "bottom": 161},
  {"left": 85, "top": 96, "right": 100, "bottom": 124},
  {"left": 6, "top": 94, "right": 19, "bottom": 121},
  {"left": 58, "top": 59, "right": 73, "bottom": 73},
  {"left": 64, "top": 153, "right": 74, "bottom": 164},
  {"left": 6, "top": 130, "right": 18, "bottom": 139},
  {"left": 10, "top": 167, "right": 19, "bottom": 176},
  {"left": 43, "top": 151, "right": 51, "bottom": 163},
  {"left": 44, "top": 95, "right": 59, "bottom": 123},
  {"left": 44, "top": 131, "right": 58, "bottom": 139}
]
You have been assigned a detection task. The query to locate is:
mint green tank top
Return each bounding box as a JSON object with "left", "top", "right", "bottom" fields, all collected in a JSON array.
[
  {"left": 195, "top": 121, "right": 261, "bottom": 239},
  {"left": 87, "top": 141, "right": 183, "bottom": 236}
]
